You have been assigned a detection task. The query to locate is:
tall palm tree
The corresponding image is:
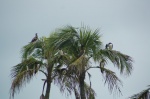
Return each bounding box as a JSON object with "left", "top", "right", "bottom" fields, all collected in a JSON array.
[
  {"left": 10, "top": 36, "right": 62, "bottom": 99},
  {"left": 129, "top": 85, "right": 150, "bottom": 99},
  {"left": 47, "top": 25, "right": 133, "bottom": 99}
]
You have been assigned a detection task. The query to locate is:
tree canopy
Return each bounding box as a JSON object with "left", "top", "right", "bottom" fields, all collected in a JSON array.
[{"left": 10, "top": 25, "right": 133, "bottom": 99}]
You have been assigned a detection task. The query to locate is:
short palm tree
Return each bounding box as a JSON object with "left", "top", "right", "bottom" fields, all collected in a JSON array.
[
  {"left": 10, "top": 36, "right": 63, "bottom": 99},
  {"left": 47, "top": 25, "right": 133, "bottom": 99},
  {"left": 129, "top": 85, "right": 150, "bottom": 99}
]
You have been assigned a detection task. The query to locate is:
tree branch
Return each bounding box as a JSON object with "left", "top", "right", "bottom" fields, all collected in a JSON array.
[
  {"left": 39, "top": 70, "right": 48, "bottom": 77},
  {"left": 86, "top": 66, "right": 100, "bottom": 72}
]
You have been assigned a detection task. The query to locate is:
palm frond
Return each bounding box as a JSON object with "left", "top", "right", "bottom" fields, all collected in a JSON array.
[
  {"left": 74, "top": 87, "right": 80, "bottom": 99},
  {"left": 98, "top": 49, "right": 133, "bottom": 76},
  {"left": 10, "top": 57, "right": 43, "bottom": 98},
  {"left": 129, "top": 86, "right": 150, "bottom": 99},
  {"left": 21, "top": 38, "right": 44, "bottom": 60},
  {"left": 47, "top": 25, "right": 79, "bottom": 50},
  {"left": 53, "top": 69, "right": 78, "bottom": 97},
  {"left": 100, "top": 67, "right": 122, "bottom": 96},
  {"left": 53, "top": 67, "right": 96, "bottom": 99},
  {"left": 84, "top": 82, "right": 96, "bottom": 99},
  {"left": 78, "top": 27, "right": 102, "bottom": 54},
  {"left": 11, "top": 57, "right": 42, "bottom": 77},
  {"left": 10, "top": 69, "right": 35, "bottom": 99}
]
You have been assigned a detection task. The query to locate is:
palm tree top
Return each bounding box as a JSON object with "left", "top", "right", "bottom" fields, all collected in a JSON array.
[
  {"left": 10, "top": 25, "right": 133, "bottom": 99},
  {"left": 47, "top": 25, "right": 133, "bottom": 97}
]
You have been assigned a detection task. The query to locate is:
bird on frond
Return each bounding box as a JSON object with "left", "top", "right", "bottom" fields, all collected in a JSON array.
[
  {"left": 30, "top": 33, "right": 38, "bottom": 43},
  {"left": 105, "top": 42, "right": 113, "bottom": 50}
]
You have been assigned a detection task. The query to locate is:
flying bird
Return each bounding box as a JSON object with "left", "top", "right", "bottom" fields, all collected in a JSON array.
[
  {"left": 30, "top": 33, "right": 38, "bottom": 43},
  {"left": 105, "top": 42, "right": 113, "bottom": 50}
]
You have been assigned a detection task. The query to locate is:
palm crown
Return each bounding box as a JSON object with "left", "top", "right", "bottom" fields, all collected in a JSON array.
[
  {"left": 47, "top": 25, "right": 133, "bottom": 99},
  {"left": 10, "top": 25, "right": 133, "bottom": 99}
]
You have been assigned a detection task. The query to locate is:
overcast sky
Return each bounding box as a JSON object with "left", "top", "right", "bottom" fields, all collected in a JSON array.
[{"left": 1, "top": 0, "right": 150, "bottom": 99}]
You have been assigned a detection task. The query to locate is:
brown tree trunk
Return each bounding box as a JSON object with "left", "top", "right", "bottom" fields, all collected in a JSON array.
[
  {"left": 79, "top": 72, "right": 86, "bottom": 99},
  {"left": 44, "top": 81, "right": 51, "bottom": 99},
  {"left": 44, "top": 65, "right": 53, "bottom": 99}
]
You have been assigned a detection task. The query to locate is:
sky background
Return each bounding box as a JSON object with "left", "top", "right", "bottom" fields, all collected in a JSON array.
[{"left": 1, "top": 0, "right": 150, "bottom": 99}]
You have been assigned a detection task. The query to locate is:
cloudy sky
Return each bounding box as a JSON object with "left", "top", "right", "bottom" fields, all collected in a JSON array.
[{"left": 1, "top": 0, "right": 150, "bottom": 99}]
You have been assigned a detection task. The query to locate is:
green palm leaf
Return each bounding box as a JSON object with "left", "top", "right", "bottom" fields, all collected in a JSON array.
[
  {"left": 98, "top": 49, "right": 133, "bottom": 75},
  {"left": 129, "top": 85, "right": 150, "bottom": 99},
  {"left": 21, "top": 39, "right": 44, "bottom": 60},
  {"left": 10, "top": 57, "right": 42, "bottom": 98}
]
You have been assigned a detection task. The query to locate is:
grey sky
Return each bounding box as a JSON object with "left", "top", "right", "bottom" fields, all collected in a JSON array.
[{"left": 1, "top": 0, "right": 150, "bottom": 99}]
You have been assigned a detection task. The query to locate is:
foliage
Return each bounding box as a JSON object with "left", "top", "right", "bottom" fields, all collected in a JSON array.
[
  {"left": 129, "top": 85, "right": 150, "bottom": 99},
  {"left": 47, "top": 25, "right": 133, "bottom": 98},
  {"left": 10, "top": 25, "right": 133, "bottom": 99}
]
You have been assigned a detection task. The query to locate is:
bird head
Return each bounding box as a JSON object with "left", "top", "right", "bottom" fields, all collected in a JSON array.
[{"left": 108, "top": 42, "right": 112, "bottom": 44}]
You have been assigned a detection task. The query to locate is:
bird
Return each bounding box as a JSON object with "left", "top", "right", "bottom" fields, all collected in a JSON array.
[
  {"left": 105, "top": 44, "right": 109, "bottom": 49},
  {"left": 30, "top": 33, "right": 38, "bottom": 43},
  {"left": 105, "top": 42, "right": 113, "bottom": 50}
]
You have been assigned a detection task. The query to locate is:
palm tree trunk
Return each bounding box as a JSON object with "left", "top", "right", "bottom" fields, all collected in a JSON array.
[
  {"left": 44, "top": 65, "right": 53, "bottom": 99},
  {"left": 79, "top": 72, "right": 86, "bottom": 99},
  {"left": 44, "top": 81, "right": 51, "bottom": 99}
]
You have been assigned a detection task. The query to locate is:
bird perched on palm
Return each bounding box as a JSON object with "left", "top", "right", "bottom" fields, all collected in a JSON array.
[
  {"left": 105, "top": 42, "right": 113, "bottom": 50},
  {"left": 30, "top": 33, "right": 38, "bottom": 43}
]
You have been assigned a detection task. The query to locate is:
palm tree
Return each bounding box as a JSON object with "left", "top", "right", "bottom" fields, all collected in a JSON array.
[
  {"left": 10, "top": 36, "right": 63, "bottom": 99},
  {"left": 47, "top": 25, "right": 133, "bottom": 99},
  {"left": 129, "top": 85, "right": 150, "bottom": 99}
]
